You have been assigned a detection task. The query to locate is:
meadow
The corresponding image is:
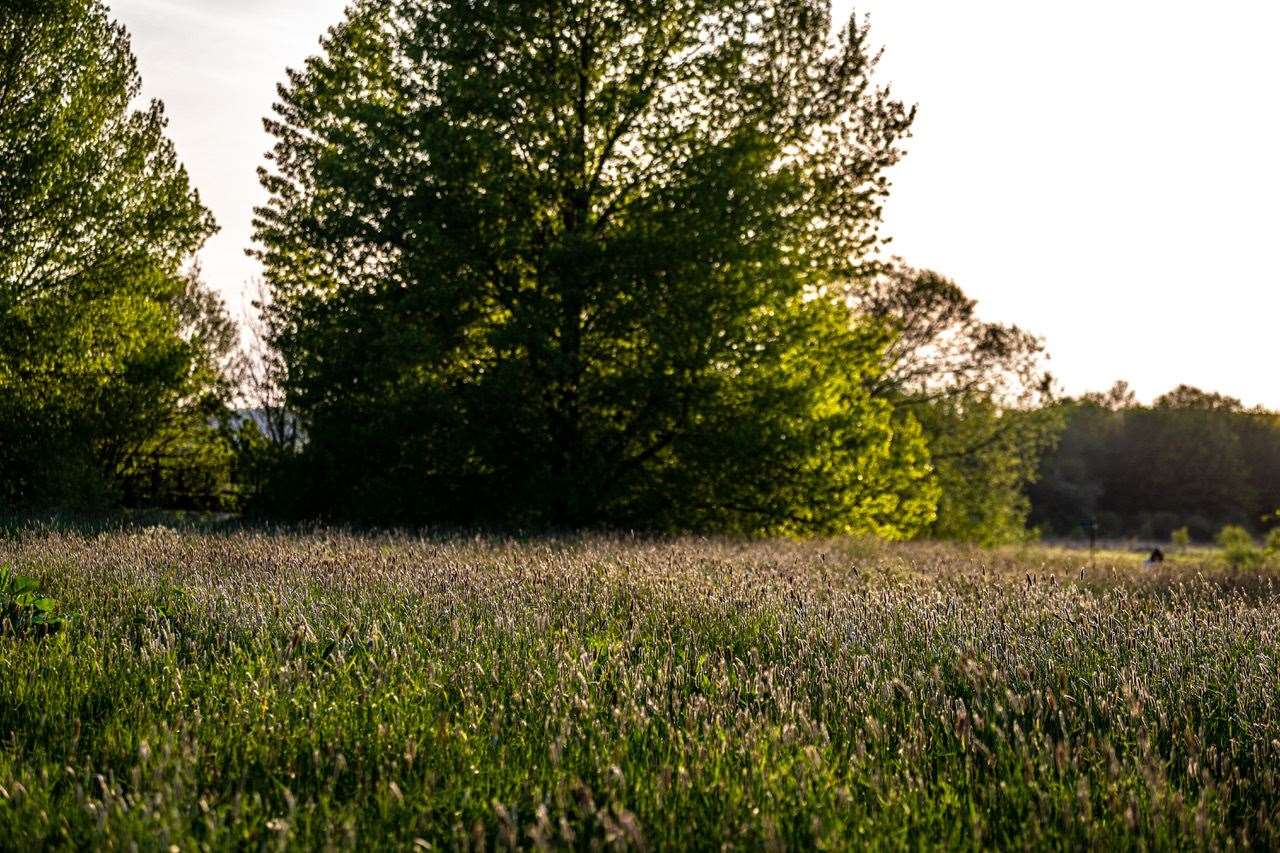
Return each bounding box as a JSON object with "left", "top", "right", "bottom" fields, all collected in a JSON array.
[{"left": 1, "top": 527, "right": 1279, "bottom": 850}]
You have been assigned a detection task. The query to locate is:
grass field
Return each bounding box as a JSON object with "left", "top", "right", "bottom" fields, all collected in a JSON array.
[{"left": 2, "top": 527, "right": 1279, "bottom": 849}]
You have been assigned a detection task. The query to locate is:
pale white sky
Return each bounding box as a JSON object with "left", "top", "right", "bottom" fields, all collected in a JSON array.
[{"left": 109, "top": 1, "right": 1280, "bottom": 408}]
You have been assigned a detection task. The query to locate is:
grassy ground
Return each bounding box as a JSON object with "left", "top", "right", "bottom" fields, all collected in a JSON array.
[{"left": 2, "top": 528, "right": 1279, "bottom": 849}]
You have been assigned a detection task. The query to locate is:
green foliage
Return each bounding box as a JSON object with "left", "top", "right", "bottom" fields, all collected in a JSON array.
[
  {"left": 1266, "top": 528, "right": 1280, "bottom": 555},
  {"left": 1217, "top": 524, "right": 1263, "bottom": 569},
  {"left": 112, "top": 270, "right": 244, "bottom": 511},
  {"left": 0, "top": 1, "right": 230, "bottom": 510},
  {"left": 1171, "top": 526, "right": 1191, "bottom": 549},
  {"left": 3, "top": 530, "right": 1280, "bottom": 847},
  {"left": 915, "top": 400, "right": 1061, "bottom": 545},
  {"left": 255, "top": 0, "right": 933, "bottom": 535},
  {"left": 853, "top": 263, "right": 1061, "bottom": 544},
  {"left": 0, "top": 565, "right": 73, "bottom": 637}
]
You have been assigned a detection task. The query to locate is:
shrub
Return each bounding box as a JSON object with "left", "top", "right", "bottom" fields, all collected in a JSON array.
[
  {"left": 1217, "top": 525, "right": 1263, "bottom": 569},
  {"left": 1171, "top": 526, "right": 1191, "bottom": 551},
  {"left": 1266, "top": 528, "right": 1280, "bottom": 555}
]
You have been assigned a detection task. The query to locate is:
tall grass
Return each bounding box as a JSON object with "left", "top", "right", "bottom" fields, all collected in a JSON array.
[{"left": 1, "top": 529, "right": 1278, "bottom": 849}]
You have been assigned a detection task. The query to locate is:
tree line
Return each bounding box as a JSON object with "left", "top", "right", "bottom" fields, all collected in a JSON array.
[
  {"left": 2, "top": 0, "right": 1273, "bottom": 543},
  {"left": 1030, "top": 383, "right": 1280, "bottom": 541}
]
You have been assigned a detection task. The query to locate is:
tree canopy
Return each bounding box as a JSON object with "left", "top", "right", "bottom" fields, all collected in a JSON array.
[
  {"left": 852, "top": 262, "right": 1061, "bottom": 544},
  {"left": 3, "top": 0, "right": 1270, "bottom": 544},
  {"left": 256, "top": 0, "right": 938, "bottom": 534},
  {"left": 0, "top": 0, "right": 231, "bottom": 510}
]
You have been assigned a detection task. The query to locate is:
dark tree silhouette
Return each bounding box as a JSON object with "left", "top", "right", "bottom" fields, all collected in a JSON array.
[{"left": 1029, "top": 383, "right": 1280, "bottom": 540}]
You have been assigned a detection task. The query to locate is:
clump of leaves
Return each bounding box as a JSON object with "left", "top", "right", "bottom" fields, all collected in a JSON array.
[{"left": 0, "top": 566, "right": 74, "bottom": 637}]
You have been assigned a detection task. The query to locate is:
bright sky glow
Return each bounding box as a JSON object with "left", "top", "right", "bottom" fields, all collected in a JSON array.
[{"left": 109, "top": 0, "right": 1280, "bottom": 407}]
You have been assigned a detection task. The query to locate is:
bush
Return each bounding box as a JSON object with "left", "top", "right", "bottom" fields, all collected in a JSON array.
[
  {"left": 1217, "top": 525, "right": 1263, "bottom": 569},
  {"left": 1171, "top": 526, "right": 1191, "bottom": 550},
  {"left": 1265, "top": 528, "right": 1280, "bottom": 555}
]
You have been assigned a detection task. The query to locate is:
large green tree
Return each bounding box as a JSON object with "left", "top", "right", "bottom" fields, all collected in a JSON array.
[
  {"left": 256, "top": 0, "right": 936, "bottom": 533},
  {"left": 0, "top": 0, "right": 225, "bottom": 509}
]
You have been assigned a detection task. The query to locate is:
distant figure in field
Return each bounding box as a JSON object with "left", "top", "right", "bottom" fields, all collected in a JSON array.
[{"left": 1146, "top": 547, "right": 1165, "bottom": 565}]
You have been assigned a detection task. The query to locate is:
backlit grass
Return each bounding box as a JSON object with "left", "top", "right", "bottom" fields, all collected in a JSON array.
[{"left": 2, "top": 528, "right": 1278, "bottom": 848}]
